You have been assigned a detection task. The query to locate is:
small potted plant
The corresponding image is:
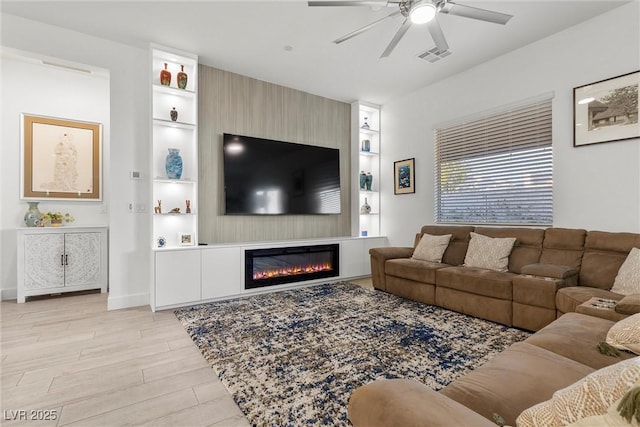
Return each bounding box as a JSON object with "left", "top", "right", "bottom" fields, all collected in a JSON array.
[{"left": 41, "top": 212, "right": 74, "bottom": 227}]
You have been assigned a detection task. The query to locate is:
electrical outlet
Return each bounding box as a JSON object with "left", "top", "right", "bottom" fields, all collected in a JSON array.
[
  {"left": 128, "top": 202, "right": 134, "bottom": 213},
  {"left": 134, "top": 203, "right": 146, "bottom": 213}
]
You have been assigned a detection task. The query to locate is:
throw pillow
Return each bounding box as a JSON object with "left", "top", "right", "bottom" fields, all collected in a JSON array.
[
  {"left": 607, "top": 313, "right": 640, "bottom": 355},
  {"left": 516, "top": 357, "right": 640, "bottom": 427},
  {"left": 463, "top": 232, "right": 516, "bottom": 272},
  {"left": 612, "top": 247, "right": 640, "bottom": 296},
  {"left": 566, "top": 385, "right": 640, "bottom": 426},
  {"left": 411, "top": 233, "right": 452, "bottom": 263}
]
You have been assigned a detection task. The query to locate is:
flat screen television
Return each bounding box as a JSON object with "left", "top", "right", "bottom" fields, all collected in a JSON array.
[{"left": 222, "top": 133, "right": 341, "bottom": 215}]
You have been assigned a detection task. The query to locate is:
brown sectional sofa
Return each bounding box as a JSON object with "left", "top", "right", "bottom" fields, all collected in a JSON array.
[
  {"left": 348, "top": 313, "right": 636, "bottom": 427},
  {"left": 348, "top": 225, "right": 640, "bottom": 427},
  {"left": 369, "top": 225, "right": 639, "bottom": 331}
]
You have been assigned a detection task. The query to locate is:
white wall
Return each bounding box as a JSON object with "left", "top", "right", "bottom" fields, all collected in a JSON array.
[
  {"left": 380, "top": 2, "right": 640, "bottom": 246},
  {"left": 1, "top": 15, "right": 150, "bottom": 309},
  {"left": 0, "top": 49, "right": 110, "bottom": 299}
]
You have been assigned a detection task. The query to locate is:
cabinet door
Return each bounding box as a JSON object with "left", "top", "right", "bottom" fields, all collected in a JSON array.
[
  {"left": 201, "top": 247, "right": 242, "bottom": 299},
  {"left": 340, "top": 239, "right": 366, "bottom": 278},
  {"left": 155, "top": 250, "right": 201, "bottom": 307},
  {"left": 24, "top": 234, "right": 64, "bottom": 290},
  {"left": 64, "top": 233, "right": 102, "bottom": 286}
]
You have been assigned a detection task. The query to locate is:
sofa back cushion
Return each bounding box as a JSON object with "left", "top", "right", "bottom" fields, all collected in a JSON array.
[
  {"left": 419, "top": 225, "right": 474, "bottom": 266},
  {"left": 580, "top": 231, "right": 640, "bottom": 289},
  {"left": 474, "top": 227, "right": 544, "bottom": 274},
  {"left": 539, "top": 228, "right": 586, "bottom": 269}
]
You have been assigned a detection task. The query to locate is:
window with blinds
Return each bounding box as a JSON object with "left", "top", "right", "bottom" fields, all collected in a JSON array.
[{"left": 434, "top": 96, "right": 553, "bottom": 225}]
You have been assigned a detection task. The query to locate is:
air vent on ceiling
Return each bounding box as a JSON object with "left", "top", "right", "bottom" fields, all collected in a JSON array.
[{"left": 418, "top": 47, "right": 452, "bottom": 63}]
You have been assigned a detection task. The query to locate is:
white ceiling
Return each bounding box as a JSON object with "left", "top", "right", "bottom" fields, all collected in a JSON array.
[{"left": 1, "top": 0, "right": 631, "bottom": 104}]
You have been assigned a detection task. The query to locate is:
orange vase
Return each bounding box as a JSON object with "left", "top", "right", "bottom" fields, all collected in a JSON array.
[
  {"left": 160, "top": 62, "right": 171, "bottom": 86},
  {"left": 177, "top": 65, "right": 188, "bottom": 89}
]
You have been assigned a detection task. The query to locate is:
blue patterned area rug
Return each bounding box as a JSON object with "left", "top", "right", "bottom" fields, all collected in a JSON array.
[{"left": 174, "top": 282, "right": 530, "bottom": 426}]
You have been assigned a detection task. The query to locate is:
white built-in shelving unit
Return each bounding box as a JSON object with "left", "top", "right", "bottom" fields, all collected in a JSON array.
[
  {"left": 352, "top": 101, "right": 381, "bottom": 237},
  {"left": 150, "top": 46, "right": 198, "bottom": 250}
]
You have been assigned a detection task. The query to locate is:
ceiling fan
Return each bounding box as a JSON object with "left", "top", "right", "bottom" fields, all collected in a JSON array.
[{"left": 308, "top": 0, "right": 513, "bottom": 59}]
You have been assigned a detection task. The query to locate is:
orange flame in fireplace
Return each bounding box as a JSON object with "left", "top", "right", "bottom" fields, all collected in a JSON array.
[{"left": 253, "top": 263, "right": 333, "bottom": 280}]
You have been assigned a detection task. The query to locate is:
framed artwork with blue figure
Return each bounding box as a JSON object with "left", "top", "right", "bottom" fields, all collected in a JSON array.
[{"left": 394, "top": 158, "right": 415, "bottom": 195}]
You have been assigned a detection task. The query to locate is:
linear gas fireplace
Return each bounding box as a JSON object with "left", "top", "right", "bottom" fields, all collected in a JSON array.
[{"left": 245, "top": 244, "right": 339, "bottom": 290}]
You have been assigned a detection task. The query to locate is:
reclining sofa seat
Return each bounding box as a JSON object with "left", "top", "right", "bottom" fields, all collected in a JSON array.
[
  {"left": 556, "top": 230, "right": 640, "bottom": 316},
  {"left": 435, "top": 227, "right": 544, "bottom": 326},
  {"left": 511, "top": 227, "right": 586, "bottom": 331},
  {"left": 377, "top": 225, "right": 473, "bottom": 305}
]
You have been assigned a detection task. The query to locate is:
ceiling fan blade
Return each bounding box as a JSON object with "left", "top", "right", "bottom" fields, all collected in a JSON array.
[
  {"left": 426, "top": 17, "right": 449, "bottom": 53},
  {"left": 308, "top": 1, "right": 390, "bottom": 6},
  {"left": 440, "top": 1, "right": 513, "bottom": 25},
  {"left": 333, "top": 10, "right": 402, "bottom": 44},
  {"left": 380, "top": 18, "right": 411, "bottom": 58}
]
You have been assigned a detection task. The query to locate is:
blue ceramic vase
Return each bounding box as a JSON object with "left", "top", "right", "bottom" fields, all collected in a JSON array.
[{"left": 165, "top": 148, "right": 183, "bottom": 179}]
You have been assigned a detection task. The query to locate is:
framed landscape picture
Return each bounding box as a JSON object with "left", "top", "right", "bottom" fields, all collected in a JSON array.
[
  {"left": 394, "top": 158, "right": 415, "bottom": 195},
  {"left": 22, "top": 114, "right": 102, "bottom": 200},
  {"left": 178, "top": 232, "right": 195, "bottom": 246},
  {"left": 573, "top": 70, "right": 639, "bottom": 147}
]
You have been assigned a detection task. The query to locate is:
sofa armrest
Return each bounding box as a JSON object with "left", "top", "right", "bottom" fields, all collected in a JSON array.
[
  {"left": 521, "top": 263, "right": 578, "bottom": 280},
  {"left": 616, "top": 293, "right": 640, "bottom": 315},
  {"left": 348, "top": 379, "right": 495, "bottom": 427},
  {"left": 369, "top": 246, "right": 414, "bottom": 261},
  {"left": 369, "top": 247, "right": 414, "bottom": 291}
]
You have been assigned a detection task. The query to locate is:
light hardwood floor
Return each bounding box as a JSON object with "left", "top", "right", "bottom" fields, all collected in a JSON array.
[
  {"left": 1, "top": 278, "right": 373, "bottom": 426},
  {"left": 1, "top": 292, "right": 249, "bottom": 426}
]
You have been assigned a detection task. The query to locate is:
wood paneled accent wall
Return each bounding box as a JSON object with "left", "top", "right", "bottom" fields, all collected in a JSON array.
[{"left": 198, "top": 64, "right": 351, "bottom": 243}]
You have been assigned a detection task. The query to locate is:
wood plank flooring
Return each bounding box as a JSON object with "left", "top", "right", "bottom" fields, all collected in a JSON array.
[
  {"left": 1, "top": 278, "right": 372, "bottom": 426},
  {"left": 1, "top": 292, "right": 249, "bottom": 426}
]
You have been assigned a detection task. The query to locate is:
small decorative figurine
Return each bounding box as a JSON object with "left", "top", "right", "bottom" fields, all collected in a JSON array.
[
  {"left": 170, "top": 107, "right": 178, "bottom": 122},
  {"left": 185, "top": 200, "right": 191, "bottom": 214},
  {"left": 154, "top": 200, "right": 162, "bottom": 214},
  {"left": 361, "top": 117, "right": 370, "bottom": 129},
  {"left": 170, "top": 207, "right": 181, "bottom": 214},
  {"left": 157, "top": 236, "right": 166, "bottom": 248}
]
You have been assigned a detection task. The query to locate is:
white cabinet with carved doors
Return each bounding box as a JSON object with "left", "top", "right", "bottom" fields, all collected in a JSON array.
[{"left": 17, "top": 226, "right": 108, "bottom": 302}]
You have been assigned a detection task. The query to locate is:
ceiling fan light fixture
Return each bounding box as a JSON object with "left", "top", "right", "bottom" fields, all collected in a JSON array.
[{"left": 409, "top": 0, "right": 436, "bottom": 24}]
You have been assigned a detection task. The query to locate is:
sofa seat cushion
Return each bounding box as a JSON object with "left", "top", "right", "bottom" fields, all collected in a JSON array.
[
  {"left": 436, "top": 266, "right": 515, "bottom": 300},
  {"left": 556, "top": 286, "right": 624, "bottom": 314},
  {"left": 512, "top": 276, "right": 560, "bottom": 309},
  {"left": 385, "top": 258, "right": 447, "bottom": 285},
  {"left": 524, "top": 312, "right": 635, "bottom": 369},
  {"left": 440, "top": 342, "right": 594, "bottom": 427}
]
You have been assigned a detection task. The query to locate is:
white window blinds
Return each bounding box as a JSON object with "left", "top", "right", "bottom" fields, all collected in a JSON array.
[{"left": 434, "top": 95, "right": 553, "bottom": 225}]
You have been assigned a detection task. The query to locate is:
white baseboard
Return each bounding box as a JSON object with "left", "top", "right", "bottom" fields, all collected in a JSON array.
[
  {"left": 1, "top": 288, "right": 17, "bottom": 301},
  {"left": 107, "top": 292, "right": 149, "bottom": 311}
]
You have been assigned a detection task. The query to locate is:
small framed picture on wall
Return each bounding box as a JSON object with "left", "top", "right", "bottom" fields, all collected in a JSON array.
[
  {"left": 394, "top": 158, "right": 415, "bottom": 195},
  {"left": 573, "top": 70, "right": 639, "bottom": 147}
]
